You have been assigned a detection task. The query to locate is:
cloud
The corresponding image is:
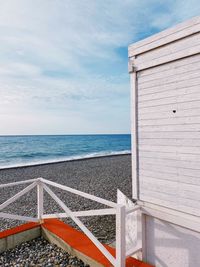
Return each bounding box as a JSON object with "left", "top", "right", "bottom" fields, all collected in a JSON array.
[{"left": 0, "top": 0, "right": 199, "bottom": 134}]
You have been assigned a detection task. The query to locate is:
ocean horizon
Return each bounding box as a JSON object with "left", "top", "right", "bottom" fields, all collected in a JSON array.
[{"left": 0, "top": 134, "right": 131, "bottom": 169}]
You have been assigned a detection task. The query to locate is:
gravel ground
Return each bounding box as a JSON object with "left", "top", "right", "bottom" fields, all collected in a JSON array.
[
  {"left": 0, "top": 236, "right": 89, "bottom": 267},
  {"left": 0, "top": 154, "right": 132, "bottom": 243}
]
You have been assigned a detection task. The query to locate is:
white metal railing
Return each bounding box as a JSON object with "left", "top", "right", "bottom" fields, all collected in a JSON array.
[{"left": 0, "top": 178, "right": 141, "bottom": 267}]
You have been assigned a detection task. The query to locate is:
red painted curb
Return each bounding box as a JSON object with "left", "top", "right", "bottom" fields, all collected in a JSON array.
[
  {"left": 0, "top": 219, "right": 154, "bottom": 267},
  {"left": 42, "top": 219, "right": 154, "bottom": 267},
  {"left": 0, "top": 222, "right": 40, "bottom": 239}
]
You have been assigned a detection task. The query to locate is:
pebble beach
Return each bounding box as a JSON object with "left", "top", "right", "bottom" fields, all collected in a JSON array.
[
  {"left": 0, "top": 154, "right": 132, "bottom": 243},
  {"left": 0, "top": 237, "right": 89, "bottom": 267}
]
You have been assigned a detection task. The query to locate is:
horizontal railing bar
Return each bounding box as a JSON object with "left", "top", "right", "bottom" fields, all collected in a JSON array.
[
  {"left": 43, "top": 184, "right": 116, "bottom": 266},
  {"left": 42, "top": 208, "right": 116, "bottom": 219},
  {"left": 0, "top": 212, "right": 38, "bottom": 222},
  {"left": 0, "top": 182, "right": 37, "bottom": 211},
  {"left": 42, "top": 213, "right": 67, "bottom": 219},
  {"left": 126, "top": 245, "right": 142, "bottom": 257},
  {"left": 40, "top": 178, "right": 117, "bottom": 208},
  {"left": 0, "top": 178, "right": 38, "bottom": 189},
  {"left": 126, "top": 205, "right": 141, "bottom": 215}
]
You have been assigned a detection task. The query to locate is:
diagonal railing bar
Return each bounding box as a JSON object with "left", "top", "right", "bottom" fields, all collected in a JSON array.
[
  {"left": 126, "top": 205, "right": 140, "bottom": 215},
  {"left": 125, "top": 206, "right": 142, "bottom": 259},
  {"left": 0, "top": 182, "right": 37, "bottom": 211},
  {"left": 126, "top": 245, "right": 142, "bottom": 257},
  {"left": 40, "top": 178, "right": 117, "bottom": 208},
  {"left": 0, "top": 212, "right": 38, "bottom": 223},
  {"left": 42, "top": 208, "right": 116, "bottom": 219},
  {"left": 43, "top": 183, "right": 116, "bottom": 266},
  {"left": 0, "top": 179, "right": 38, "bottom": 189}
]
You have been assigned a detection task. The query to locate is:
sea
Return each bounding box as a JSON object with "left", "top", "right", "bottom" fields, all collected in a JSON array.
[{"left": 0, "top": 134, "right": 131, "bottom": 169}]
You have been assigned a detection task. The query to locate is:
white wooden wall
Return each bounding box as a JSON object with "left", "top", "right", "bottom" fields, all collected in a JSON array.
[
  {"left": 129, "top": 16, "right": 200, "bottom": 216},
  {"left": 145, "top": 216, "right": 200, "bottom": 267}
]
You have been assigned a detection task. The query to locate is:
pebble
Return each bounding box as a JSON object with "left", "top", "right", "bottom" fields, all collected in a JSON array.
[
  {"left": 0, "top": 237, "right": 89, "bottom": 267},
  {"left": 0, "top": 155, "right": 132, "bottom": 244}
]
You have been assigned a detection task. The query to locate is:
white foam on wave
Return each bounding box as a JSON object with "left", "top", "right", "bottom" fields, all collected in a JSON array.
[{"left": 0, "top": 150, "right": 131, "bottom": 169}]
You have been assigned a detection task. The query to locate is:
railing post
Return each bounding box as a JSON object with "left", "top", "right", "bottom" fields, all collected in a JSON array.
[
  {"left": 37, "top": 180, "right": 43, "bottom": 223},
  {"left": 116, "top": 205, "right": 126, "bottom": 267},
  {"left": 141, "top": 213, "right": 146, "bottom": 261}
]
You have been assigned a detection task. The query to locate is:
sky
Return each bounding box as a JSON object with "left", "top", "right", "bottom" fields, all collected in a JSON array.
[{"left": 0, "top": 0, "right": 200, "bottom": 135}]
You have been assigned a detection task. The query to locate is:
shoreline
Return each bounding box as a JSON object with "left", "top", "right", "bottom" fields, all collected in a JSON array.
[{"left": 0, "top": 152, "right": 131, "bottom": 171}]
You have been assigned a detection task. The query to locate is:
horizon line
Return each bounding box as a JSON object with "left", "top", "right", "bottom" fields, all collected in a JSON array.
[{"left": 0, "top": 133, "right": 131, "bottom": 137}]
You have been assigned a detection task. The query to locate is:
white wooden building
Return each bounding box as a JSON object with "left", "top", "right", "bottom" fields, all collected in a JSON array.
[{"left": 128, "top": 16, "right": 200, "bottom": 267}]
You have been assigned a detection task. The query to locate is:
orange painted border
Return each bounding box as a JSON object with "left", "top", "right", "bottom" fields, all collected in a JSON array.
[
  {"left": 0, "top": 219, "right": 154, "bottom": 267},
  {"left": 42, "top": 219, "right": 154, "bottom": 267},
  {"left": 0, "top": 222, "right": 40, "bottom": 239}
]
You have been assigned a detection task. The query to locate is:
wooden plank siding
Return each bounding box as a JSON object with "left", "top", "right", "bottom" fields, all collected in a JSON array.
[
  {"left": 138, "top": 54, "right": 200, "bottom": 82},
  {"left": 129, "top": 16, "right": 200, "bottom": 57},
  {"left": 129, "top": 16, "right": 200, "bottom": 216},
  {"left": 134, "top": 32, "right": 200, "bottom": 67}
]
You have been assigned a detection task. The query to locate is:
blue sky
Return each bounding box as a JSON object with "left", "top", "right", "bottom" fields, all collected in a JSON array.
[{"left": 0, "top": 0, "right": 200, "bottom": 135}]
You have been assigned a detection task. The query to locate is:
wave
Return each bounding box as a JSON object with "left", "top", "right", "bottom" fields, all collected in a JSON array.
[{"left": 0, "top": 150, "right": 131, "bottom": 169}]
